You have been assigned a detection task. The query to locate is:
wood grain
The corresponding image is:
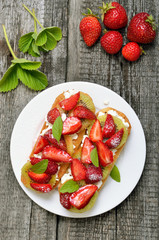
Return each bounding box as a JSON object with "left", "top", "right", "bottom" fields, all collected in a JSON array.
[{"left": 0, "top": 0, "right": 158, "bottom": 239}]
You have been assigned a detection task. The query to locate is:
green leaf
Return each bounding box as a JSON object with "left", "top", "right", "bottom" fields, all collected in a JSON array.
[
  {"left": 60, "top": 180, "right": 79, "bottom": 193},
  {"left": 18, "top": 32, "right": 34, "bottom": 53},
  {"left": 110, "top": 165, "right": 120, "bottom": 182},
  {"left": 32, "top": 32, "right": 38, "bottom": 40},
  {"left": 0, "top": 64, "right": 19, "bottom": 92},
  {"left": 52, "top": 116, "right": 63, "bottom": 142},
  {"left": 32, "top": 40, "right": 40, "bottom": 56},
  {"left": 44, "top": 32, "right": 57, "bottom": 51},
  {"left": 28, "top": 44, "right": 40, "bottom": 57},
  {"left": 90, "top": 147, "right": 99, "bottom": 167},
  {"left": 30, "top": 159, "right": 48, "bottom": 173},
  {"left": 12, "top": 59, "right": 41, "bottom": 70},
  {"left": 36, "top": 29, "right": 47, "bottom": 46},
  {"left": 46, "top": 27, "right": 62, "bottom": 41},
  {"left": 39, "top": 46, "right": 49, "bottom": 52},
  {"left": 17, "top": 66, "right": 48, "bottom": 91}
]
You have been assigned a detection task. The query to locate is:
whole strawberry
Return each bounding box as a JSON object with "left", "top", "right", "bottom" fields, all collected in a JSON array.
[
  {"left": 99, "top": 2, "right": 128, "bottom": 29},
  {"left": 122, "top": 42, "right": 144, "bottom": 62},
  {"left": 80, "top": 8, "right": 102, "bottom": 47},
  {"left": 127, "top": 13, "right": 156, "bottom": 43},
  {"left": 100, "top": 30, "right": 123, "bottom": 54}
]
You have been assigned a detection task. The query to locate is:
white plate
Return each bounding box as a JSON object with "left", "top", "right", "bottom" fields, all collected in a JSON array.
[{"left": 10, "top": 82, "right": 146, "bottom": 218}]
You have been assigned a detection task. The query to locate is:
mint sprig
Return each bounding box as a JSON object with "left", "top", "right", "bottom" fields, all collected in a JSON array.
[
  {"left": 90, "top": 147, "right": 99, "bottom": 167},
  {"left": 60, "top": 180, "right": 79, "bottom": 193},
  {"left": 30, "top": 159, "right": 48, "bottom": 173},
  {"left": 52, "top": 116, "right": 63, "bottom": 142},
  {"left": 0, "top": 25, "right": 48, "bottom": 92},
  {"left": 23, "top": 5, "right": 62, "bottom": 52},
  {"left": 110, "top": 165, "right": 121, "bottom": 182}
]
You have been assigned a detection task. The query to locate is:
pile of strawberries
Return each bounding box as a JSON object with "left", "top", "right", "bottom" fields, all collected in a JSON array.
[{"left": 80, "top": 2, "right": 156, "bottom": 61}]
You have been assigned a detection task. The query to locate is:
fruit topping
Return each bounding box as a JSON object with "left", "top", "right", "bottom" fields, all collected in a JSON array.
[
  {"left": 59, "top": 92, "right": 80, "bottom": 111},
  {"left": 62, "top": 117, "right": 82, "bottom": 135},
  {"left": 73, "top": 106, "right": 96, "bottom": 120},
  {"left": 78, "top": 92, "right": 95, "bottom": 112},
  {"left": 33, "top": 136, "right": 49, "bottom": 154},
  {"left": 60, "top": 192, "right": 72, "bottom": 209},
  {"left": 42, "top": 145, "right": 72, "bottom": 162},
  {"left": 96, "top": 140, "right": 113, "bottom": 167},
  {"left": 44, "top": 129, "right": 67, "bottom": 151},
  {"left": 105, "top": 128, "right": 124, "bottom": 149},
  {"left": 81, "top": 137, "right": 94, "bottom": 164},
  {"left": 71, "top": 159, "right": 86, "bottom": 181},
  {"left": 30, "top": 183, "right": 52, "bottom": 193},
  {"left": 85, "top": 165, "right": 103, "bottom": 184},
  {"left": 70, "top": 185, "right": 98, "bottom": 209},
  {"left": 47, "top": 108, "right": 61, "bottom": 124},
  {"left": 90, "top": 119, "right": 103, "bottom": 142},
  {"left": 30, "top": 157, "right": 42, "bottom": 165},
  {"left": 28, "top": 171, "right": 51, "bottom": 183},
  {"left": 45, "top": 161, "right": 58, "bottom": 175},
  {"left": 102, "top": 114, "right": 116, "bottom": 138}
]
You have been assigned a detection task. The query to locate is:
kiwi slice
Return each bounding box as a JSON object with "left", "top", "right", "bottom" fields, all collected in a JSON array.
[
  {"left": 80, "top": 119, "right": 93, "bottom": 132},
  {"left": 97, "top": 114, "right": 107, "bottom": 128},
  {"left": 21, "top": 161, "right": 33, "bottom": 189},
  {"left": 78, "top": 92, "right": 95, "bottom": 113},
  {"left": 69, "top": 191, "right": 98, "bottom": 213},
  {"left": 77, "top": 180, "right": 86, "bottom": 187},
  {"left": 49, "top": 175, "right": 56, "bottom": 187},
  {"left": 72, "top": 147, "right": 82, "bottom": 159},
  {"left": 102, "top": 163, "right": 114, "bottom": 180}
]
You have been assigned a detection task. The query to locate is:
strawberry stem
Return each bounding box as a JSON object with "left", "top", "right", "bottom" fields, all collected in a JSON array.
[
  {"left": 82, "top": 8, "right": 99, "bottom": 18},
  {"left": 32, "top": 8, "right": 37, "bottom": 33},
  {"left": 2, "top": 25, "right": 17, "bottom": 59},
  {"left": 99, "top": 2, "right": 116, "bottom": 22},
  {"left": 23, "top": 4, "right": 44, "bottom": 29},
  {"left": 145, "top": 15, "right": 156, "bottom": 30}
]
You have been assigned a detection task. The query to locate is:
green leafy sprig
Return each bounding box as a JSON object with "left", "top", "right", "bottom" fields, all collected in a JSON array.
[
  {"left": 30, "top": 159, "right": 48, "bottom": 173},
  {"left": 110, "top": 165, "right": 121, "bottom": 182},
  {"left": 60, "top": 180, "right": 79, "bottom": 193},
  {"left": 21, "top": 4, "right": 62, "bottom": 54},
  {"left": 0, "top": 25, "right": 48, "bottom": 92}
]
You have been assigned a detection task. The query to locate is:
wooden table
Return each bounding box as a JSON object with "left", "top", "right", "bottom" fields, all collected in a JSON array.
[{"left": 0, "top": 0, "right": 158, "bottom": 239}]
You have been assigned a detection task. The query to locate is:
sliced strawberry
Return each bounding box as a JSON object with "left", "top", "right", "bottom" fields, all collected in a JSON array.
[
  {"left": 90, "top": 119, "right": 103, "bottom": 142},
  {"left": 59, "top": 92, "right": 80, "bottom": 111},
  {"left": 81, "top": 137, "right": 94, "bottom": 164},
  {"left": 45, "top": 161, "right": 58, "bottom": 175},
  {"left": 44, "top": 129, "right": 67, "bottom": 151},
  {"left": 96, "top": 140, "right": 113, "bottom": 167},
  {"left": 103, "top": 114, "right": 116, "bottom": 138},
  {"left": 30, "top": 157, "right": 42, "bottom": 165},
  {"left": 28, "top": 171, "right": 51, "bottom": 183},
  {"left": 85, "top": 165, "right": 103, "bottom": 184},
  {"left": 34, "top": 136, "right": 49, "bottom": 154},
  {"left": 70, "top": 185, "right": 98, "bottom": 209},
  {"left": 60, "top": 192, "right": 72, "bottom": 209},
  {"left": 62, "top": 117, "right": 82, "bottom": 135},
  {"left": 105, "top": 128, "right": 124, "bottom": 149},
  {"left": 47, "top": 108, "right": 60, "bottom": 124},
  {"left": 71, "top": 159, "right": 86, "bottom": 181},
  {"left": 42, "top": 145, "right": 72, "bottom": 163},
  {"left": 73, "top": 106, "right": 96, "bottom": 120},
  {"left": 30, "top": 183, "right": 52, "bottom": 193}
]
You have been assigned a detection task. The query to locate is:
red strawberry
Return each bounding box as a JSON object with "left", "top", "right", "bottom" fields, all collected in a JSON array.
[
  {"left": 80, "top": 8, "right": 102, "bottom": 47},
  {"left": 47, "top": 108, "right": 60, "bottom": 124},
  {"left": 71, "top": 159, "right": 86, "bottom": 181},
  {"left": 70, "top": 185, "right": 98, "bottom": 209},
  {"left": 96, "top": 140, "right": 113, "bottom": 167},
  {"left": 90, "top": 119, "right": 103, "bottom": 142},
  {"left": 28, "top": 171, "right": 51, "bottom": 183},
  {"left": 42, "top": 145, "right": 72, "bottom": 163},
  {"left": 62, "top": 117, "right": 82, "bottom": 135},
  {"left": 100, "top": 30, "right": 123, "bottom": 54},
  {"left": 44, "top": 129, "right": 67, "bottom": 151},
  {"left": 34, "top": 136, "right": 49, "bottom": 154},
  {"left": 81, "top": 137, "right": 94, "bottom": 164},
  {"left": 100, "top": 2, "right": 128, "bottom": 29},
  {"left": 85, "top": 165, "right": 103, "bottom": 184},
  {"left": 59, "top": 92, "right": 80, "bottom": 111},
  {"left": 30, "top": 157, "right": 42, "bottom": 165},
  {"left": 105, "top": 128, "right": 124, "bottom": 149},
  {"left": 122, "top": 42, "right": 143, "bottom": 62},
  {"left": 103, "top": 114, "right": 116, "bottom": 138},
  {"left": 127, "top": 13, "right": 156, "bottom": 44},
  {"left": 73, "top": 106, "right": 96, "bottom": 120},
  {"left": 30, "top": 183, "right": 52, "bottom": 193},
  {"left": 60, "top": 192, "right": 72, "bottom": 209},
  {"left": 30, "top": 157, "right": 58, "bottom": 175}
]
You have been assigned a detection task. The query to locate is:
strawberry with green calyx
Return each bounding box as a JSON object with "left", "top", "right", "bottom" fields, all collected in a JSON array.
[
  {"left": 80, "top": 8, "right": 102, "bottom": 47},
  {"left": 127, "top": 13, "right": 156, "bottom": 44},
  {"left": 100, "top": 30, "right": 123, "bottom": 54},
  {"left": 122, "top": 42, "right": 145, "bottom": 62},
  {"left": 99, "top": 2, "right": 128, "bottom": 29}
]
